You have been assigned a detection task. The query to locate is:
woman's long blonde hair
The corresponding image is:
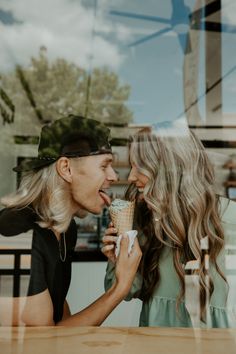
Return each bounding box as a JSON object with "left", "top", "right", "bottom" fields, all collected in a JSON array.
[
  {"left": 126, "top": 125, "right": 226, "bottom": 321},
  {"left": 1, "top": 163, "right": 73, "bottom": 233}
]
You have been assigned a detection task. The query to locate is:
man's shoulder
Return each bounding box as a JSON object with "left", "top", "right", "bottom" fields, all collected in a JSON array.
[{"left": 0, "top": 206, "right": 36, "bottom": 236}]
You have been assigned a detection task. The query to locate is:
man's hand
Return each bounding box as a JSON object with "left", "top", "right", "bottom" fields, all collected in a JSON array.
[{"left": 115, "top": 234, "right": 142, "bottom": 297}]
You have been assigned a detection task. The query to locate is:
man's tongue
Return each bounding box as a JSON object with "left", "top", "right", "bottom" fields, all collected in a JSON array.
[{"left": 99, "top": 190, "right": 111, "bottom": 206}]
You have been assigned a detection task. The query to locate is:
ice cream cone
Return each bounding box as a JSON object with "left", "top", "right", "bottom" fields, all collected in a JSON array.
[{"left": 109, "top": 199, "right": 135, "bottom": 235}]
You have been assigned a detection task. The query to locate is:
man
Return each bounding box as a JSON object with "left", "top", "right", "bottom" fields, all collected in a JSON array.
[{"left": 0, "top": 114, "right": 141, "bottom": 326}]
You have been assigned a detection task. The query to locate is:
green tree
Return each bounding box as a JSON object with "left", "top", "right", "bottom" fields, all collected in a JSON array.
[{"left": 1, "top": 48, "right": 133, "bottom": 128}]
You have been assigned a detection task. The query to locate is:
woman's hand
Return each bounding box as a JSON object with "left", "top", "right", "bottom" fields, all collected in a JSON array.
[
  {"left": 115, "top": 234, "right": 142, "bottom": 297},
  {"left": 101, "top": 222, "right": 118, "bottom": 263}
]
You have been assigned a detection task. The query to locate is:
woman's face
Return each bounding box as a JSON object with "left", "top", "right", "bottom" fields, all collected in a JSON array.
[{"left": 128, "top": 153, "right": 149, "bottom": 198}]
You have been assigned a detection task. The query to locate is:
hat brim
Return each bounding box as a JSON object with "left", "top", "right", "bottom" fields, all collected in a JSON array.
[
  {"left": 12, "top": 148, "right": 113, "bottom": 173},
  {"left": 13, "top": 158, "right": 56, "bottom": 173}
]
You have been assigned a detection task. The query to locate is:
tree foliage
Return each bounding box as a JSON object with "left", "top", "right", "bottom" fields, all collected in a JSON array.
[{"left": 1, "top": 48, "right": 133, "bottom": 127}]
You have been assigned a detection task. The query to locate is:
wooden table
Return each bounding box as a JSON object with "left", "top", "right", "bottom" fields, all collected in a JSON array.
[{"left": 1, "top": 326, "right": 236, "bottom": 354}]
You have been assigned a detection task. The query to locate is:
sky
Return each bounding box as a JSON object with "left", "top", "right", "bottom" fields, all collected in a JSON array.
[{"left": 0, "top": 0, "right": 236, "bottom": 125}]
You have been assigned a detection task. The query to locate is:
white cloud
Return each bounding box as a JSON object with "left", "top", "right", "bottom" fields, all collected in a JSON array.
[
  {"left": 0, "top": 0, "right": 133, "bottom": 72},
  {"left": 152, "top": 116, "right": 189, "bottom": 137},
  {"left": 222, "top": 0, "right": 236, "bottom": 24}
]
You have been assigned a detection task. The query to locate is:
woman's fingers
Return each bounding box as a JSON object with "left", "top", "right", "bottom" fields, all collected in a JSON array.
[
  {"left": 108, "top": 221, "right": 114, "bottom": 228},
  {"left": 102, "top": 235, "right": 118, "bottom": 244},
  {"left": 104, "top": 227, "right": 117, "bottom": 236},
  {"left": 101, "top": 243, "right": 114, "bottom": 254},
  {"left": 101, "top": 226, "right": 118, "bottom": 263}
]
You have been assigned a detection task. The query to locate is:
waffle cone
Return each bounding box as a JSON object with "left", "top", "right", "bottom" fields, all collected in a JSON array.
[{"left": 109, "top": 200, "right": 135, "bottom": 235}]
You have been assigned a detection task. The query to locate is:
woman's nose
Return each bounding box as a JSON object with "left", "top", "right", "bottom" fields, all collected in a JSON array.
[{"left": 128, "top": 169, "right": 137, "bottom": 183}]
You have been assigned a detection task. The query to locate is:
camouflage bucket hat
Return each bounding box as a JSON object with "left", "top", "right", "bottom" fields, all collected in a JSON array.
[{"left": 13, "top": 114, "right": 112, "bottom": 172}]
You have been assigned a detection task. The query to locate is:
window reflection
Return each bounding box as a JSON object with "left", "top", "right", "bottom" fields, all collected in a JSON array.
[{"left": 0, "top": 0, "right": 236, "bottom": 327}]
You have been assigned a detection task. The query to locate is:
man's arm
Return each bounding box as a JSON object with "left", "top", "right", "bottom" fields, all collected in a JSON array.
[
  {"left": 0, "top": 290, "right": 54, "bottom": 326},
  {"left": 0, "top": 235, "right": 141, "bottom": 326},
  {"left": 57, "top": 235, "right": 141, "bottom": 326},
  {"left": 62, "top": 300, "right": 71, "bottom": 320},
  {"left": 105, "top": 260, "right": 143, "bottom": 301},
  {"left": 0, "top": 285, "right": 124, "bottom": 326}
]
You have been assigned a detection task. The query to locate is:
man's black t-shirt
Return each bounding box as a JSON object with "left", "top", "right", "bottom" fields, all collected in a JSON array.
[{"left": 0, "top": 207, "right": 77, "bottom": 323}]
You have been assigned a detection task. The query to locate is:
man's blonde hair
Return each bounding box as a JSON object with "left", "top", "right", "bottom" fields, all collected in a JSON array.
[{"left": 1, "top": 163, "right": 73, "bottom": 233}]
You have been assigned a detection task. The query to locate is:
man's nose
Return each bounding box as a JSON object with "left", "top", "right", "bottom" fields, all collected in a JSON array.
[{"left": 107, "top": 167, "right": 118, "bottom": 182}]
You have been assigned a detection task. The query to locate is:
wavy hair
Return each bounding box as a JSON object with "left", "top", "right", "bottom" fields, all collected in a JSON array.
[
  {"left": 125, "top": 126, "right": 227, "bottom": 321},
  {"left": 1, "top": 163, "right": 73, "bottom": 233}
]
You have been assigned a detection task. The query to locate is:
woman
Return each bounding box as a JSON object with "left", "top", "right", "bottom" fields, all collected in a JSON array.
[
  {"left": 0, "top": 114, "right": 142, "bottom": 326},
  {"left": 103, "top": 123, "right": 236, "bottom": 328}
]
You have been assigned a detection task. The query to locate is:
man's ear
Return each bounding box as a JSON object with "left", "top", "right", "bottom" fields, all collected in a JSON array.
[{"left": 56, "top": 157, "right": 72, "bottom": 183}]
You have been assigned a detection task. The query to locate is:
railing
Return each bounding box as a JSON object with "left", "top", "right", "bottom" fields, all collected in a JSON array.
[
  {"left": 0, "top": 248, "right": 106, "bottom": 297},
  {"left": 0, "top": 249, "right": 31, "bottom": 297}
]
